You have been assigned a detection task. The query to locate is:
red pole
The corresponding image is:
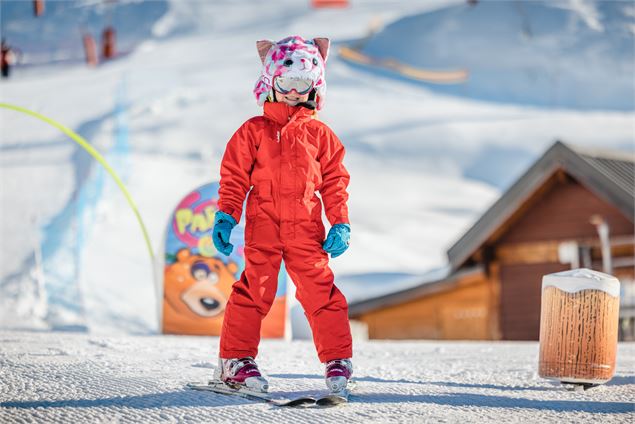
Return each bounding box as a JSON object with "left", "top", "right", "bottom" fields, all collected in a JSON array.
[
  {"left": 33, "top": 0, "right": 45, "bottom": 17},
  {"left": 102, "top": 26, "right": 116, "bottom": 60},
  {"left": 83, "top": 34, "right": 98, "bottom": 67}
]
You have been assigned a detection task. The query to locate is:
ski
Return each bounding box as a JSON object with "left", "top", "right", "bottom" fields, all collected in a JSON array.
[
  {"left": 186, "top": 381, "right": 316, "bottom": 407},
  {"left": 186, "top": 380, "right": 354, "bottom": 407},
  {"left": 315, "top": 389, "right": 350, "bottom": 406},
  {"left": 315, "top": 380, "right": 354, "bottom": 406}
]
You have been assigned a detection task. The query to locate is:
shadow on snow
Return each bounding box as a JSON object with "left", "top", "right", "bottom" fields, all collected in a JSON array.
[
  {"left": 2, "top": 374, "right": 633, "bottom": 413},
  {"left": 1, "top": 389, "right": 633, "bottom": 414}
]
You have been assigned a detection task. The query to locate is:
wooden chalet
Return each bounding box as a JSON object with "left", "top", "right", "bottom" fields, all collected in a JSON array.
[{"left": 349, "top": 141, "right": 635, "bottom": 341}]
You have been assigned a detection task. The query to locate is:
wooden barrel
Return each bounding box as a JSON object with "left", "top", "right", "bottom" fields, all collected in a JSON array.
[{"left": 538, "top": 269, "right": 620, "bottom": 385}]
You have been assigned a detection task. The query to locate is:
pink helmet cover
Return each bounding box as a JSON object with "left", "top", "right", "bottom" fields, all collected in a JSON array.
[{"left": 254, "top": 36, "right": 330, "bottom": 110}]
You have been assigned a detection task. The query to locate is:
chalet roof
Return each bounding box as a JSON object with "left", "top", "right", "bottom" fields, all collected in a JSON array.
[
  {"left": 348, "top": 266, "right": 483, "bottom": 318},
  {"left": 446, "top": 141, "right": 635, "bottom": 270},
  {"left": 347, "top": 141, "right": 633, "bottom": 318}
]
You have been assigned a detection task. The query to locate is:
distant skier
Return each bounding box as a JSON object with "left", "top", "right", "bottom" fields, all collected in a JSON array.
[
  {"left": 1, "top": 39, "right": 16, "bottom": 79},
  {"left": 212, "top": 35, "right": 353, "bottom": 394}
]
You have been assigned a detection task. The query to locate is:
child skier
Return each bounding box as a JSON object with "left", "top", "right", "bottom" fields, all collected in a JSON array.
[{"left": 212, "top": 36, "right": 353, "bottom": 394}]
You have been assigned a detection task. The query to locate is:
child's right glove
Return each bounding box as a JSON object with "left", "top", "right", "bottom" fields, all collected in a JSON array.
[
  {"left": 212, "top": 211, "right": 237, "bottom": 256},
  {"left": 322, "top": 223, "right": 350, "bottom": 258}
]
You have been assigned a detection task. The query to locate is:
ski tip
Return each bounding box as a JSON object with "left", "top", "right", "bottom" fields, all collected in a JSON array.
[
  {"left": 272, "top": 397, "right": 317, "bottom": 407},
  {"left": 316, "top": 394, "right": 349, "bottom": 407}
]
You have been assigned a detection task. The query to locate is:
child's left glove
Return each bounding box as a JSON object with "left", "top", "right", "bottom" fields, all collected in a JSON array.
[
  {"left": 322, "top": 223, "right": 350, "bottom": 258},
  {"left": 212, "top": 211, "right": 237, "bottom": 256}
]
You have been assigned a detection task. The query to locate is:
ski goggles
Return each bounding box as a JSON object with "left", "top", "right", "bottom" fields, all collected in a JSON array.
[{"left": 274, "top": 76, "right": 314, "bottom": 95}]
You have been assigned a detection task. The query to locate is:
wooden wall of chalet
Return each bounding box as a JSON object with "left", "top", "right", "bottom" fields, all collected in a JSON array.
[
  {"left": 490, "top": 174, "right": 634, "bottom": 341},
  {"left": 356, "top": 271, "right": 496, "bottom": 340}
]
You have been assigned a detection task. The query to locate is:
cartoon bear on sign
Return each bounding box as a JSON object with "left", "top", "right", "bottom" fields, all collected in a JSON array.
[{"left": 162, "top": 248, "right": 238, "bottom": 335}]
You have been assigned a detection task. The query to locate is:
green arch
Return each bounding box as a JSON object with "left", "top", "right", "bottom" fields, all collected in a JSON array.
[{"left": 0, "top": 102, "right": 154, "bottom": 260}]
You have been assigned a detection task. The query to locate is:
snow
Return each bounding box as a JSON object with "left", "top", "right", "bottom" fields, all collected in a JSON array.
[
  {"left": 359, "top": 1, "right": 635, "bottom": 110},
  {"left": 1, "top": 1, "right": 633, "bottom": 420},
  {"left": 1, "top": 1, "right": 634, "bottom": 334},
  {"left": 0, "top": 330, "right": 633, "bottom": 422},
  {"left": 543, "top": 268, "right": 621, "bottom": 296}
]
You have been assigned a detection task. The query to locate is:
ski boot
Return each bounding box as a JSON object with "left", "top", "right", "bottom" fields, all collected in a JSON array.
[
  {"left": 325, "top": 358, "right": 353, "bottom": 393},
  {"left": 215, "top": 357, "right": 269, "bottom": 392}
]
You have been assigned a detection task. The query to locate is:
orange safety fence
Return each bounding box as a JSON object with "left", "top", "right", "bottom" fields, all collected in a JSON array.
[
  {"left": 339, "top": 45, "right": 468, "bottom": 84},
  {"left": 311, "top": 0, "right": 349, "bottom": 8}
]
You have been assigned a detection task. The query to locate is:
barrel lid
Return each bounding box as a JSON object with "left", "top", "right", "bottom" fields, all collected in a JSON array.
[{"left": 542, "top": 268, "right": 620, "bottom": 297}]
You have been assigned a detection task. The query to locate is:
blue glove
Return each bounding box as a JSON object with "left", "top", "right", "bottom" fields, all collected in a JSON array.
[
  {"left": 212, "top": 211, "right": 237, "bottom": 256},
  {"left": 322, "top": 223, "right": 350, "bottom": 258}
]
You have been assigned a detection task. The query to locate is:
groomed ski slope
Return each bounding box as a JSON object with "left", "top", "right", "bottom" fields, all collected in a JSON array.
[{"left": 0, "top": 331, "right": 633, "bottom": 423}]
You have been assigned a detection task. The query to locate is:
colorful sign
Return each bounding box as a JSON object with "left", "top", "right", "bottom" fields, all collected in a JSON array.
[{"left": 161, "top": 182, "right": 287, "bottom": 337}]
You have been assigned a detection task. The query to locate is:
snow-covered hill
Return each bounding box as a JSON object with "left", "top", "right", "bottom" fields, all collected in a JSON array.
[
  {"left": 1, "top": 0, "right": 633, "bottom": 334},
  {"left": 359, "top": 0, "right": 635, "bottom": 110},
  {"left": 0, "top": 330, "right": 633, "bottom": 423}
]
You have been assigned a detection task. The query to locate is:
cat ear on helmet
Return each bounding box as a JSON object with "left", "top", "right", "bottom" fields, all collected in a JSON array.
[
  {"left": 256, "top": 40, "right": 274, "bottom": 64},
  {"left": 313, "top": 38, "right": 330, "bottom": 62}
]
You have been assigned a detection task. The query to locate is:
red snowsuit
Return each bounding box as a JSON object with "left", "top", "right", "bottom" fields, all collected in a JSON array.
[{"left": 218, "top": 101, "right": 353, "bottom": 363}]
